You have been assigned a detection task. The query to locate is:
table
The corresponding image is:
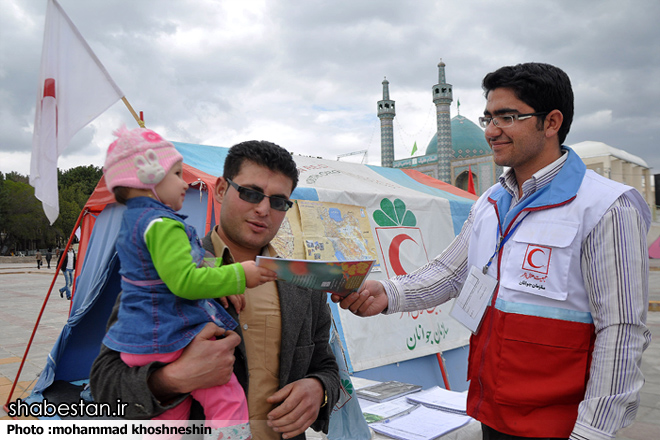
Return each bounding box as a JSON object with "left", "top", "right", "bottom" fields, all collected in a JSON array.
[{"left": 305, "top": 377, "right": 481, "bottom": 440}]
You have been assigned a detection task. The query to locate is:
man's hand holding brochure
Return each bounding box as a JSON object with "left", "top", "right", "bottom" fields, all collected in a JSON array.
[{"left": 256, "top": 256, "right": 375, "bottom": 297}]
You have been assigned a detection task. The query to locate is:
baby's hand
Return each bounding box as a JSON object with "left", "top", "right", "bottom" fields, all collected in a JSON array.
[
  {"left": 219, "top": 294, "right": 246, "bottom": 313},
  {"left": 241, "top": 261, "right": 278, "bottom": 288}
]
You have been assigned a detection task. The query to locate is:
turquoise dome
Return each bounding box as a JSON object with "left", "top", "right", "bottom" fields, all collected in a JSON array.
[{"left": 425, "top": 115, "right": 490, "bottom": 158}]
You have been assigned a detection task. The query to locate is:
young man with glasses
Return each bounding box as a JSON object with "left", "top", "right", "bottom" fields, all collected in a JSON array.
[
  {"left": 91, "top": 141, "right": 339, "bottom": 440},
  {"left": 334, "top": 62, "right": 651, "bottom": 440}
]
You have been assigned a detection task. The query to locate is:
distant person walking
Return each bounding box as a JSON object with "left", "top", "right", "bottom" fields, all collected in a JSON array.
[
  {"left": 58, "top": 248, "right": 75, "bottom": 300},
  {"left": 45, "top": 249, "right": 53, "bottom": 269},
  {"left": 35, "top": 250, "right": 42, "bottom": 270}
]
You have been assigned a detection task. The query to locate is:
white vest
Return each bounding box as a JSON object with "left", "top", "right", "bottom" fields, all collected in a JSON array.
[
  {"left": 464, "top": 163, "right": 651, "bottom": 437},
  {"left": 468, "top": 170, "right": 649, "bottom": 322}
]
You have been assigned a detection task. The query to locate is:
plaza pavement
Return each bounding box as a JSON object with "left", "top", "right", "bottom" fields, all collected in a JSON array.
[{"left": 0, "top": 260, "right": 659, "bottom": 439}]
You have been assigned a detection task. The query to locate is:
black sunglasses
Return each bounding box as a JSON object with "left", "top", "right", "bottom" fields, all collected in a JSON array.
[{"left": 226, "top": 178, "right": 293, "bottom": 212}]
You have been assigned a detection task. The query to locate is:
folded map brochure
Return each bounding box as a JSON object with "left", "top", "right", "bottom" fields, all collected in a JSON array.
[
  {"left": 255, "top": 256, "right": 375, "bottom": 297},
  {"left": 356, "top": 381, "right": 423, "bottom": 403}
]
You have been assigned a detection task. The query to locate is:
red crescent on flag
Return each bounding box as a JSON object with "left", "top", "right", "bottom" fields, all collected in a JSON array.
[
  {"left": 41, "top": 78, "right": 58, "bottom": 134},
  {"left": 43, "top": 78, "right": 56, "bottom": 99},
  {"left": 389, "top": 234, "right": 416, "bottom": 276},
  {"left": 526, "top": 248, "right": 545, "bottom": 269}
]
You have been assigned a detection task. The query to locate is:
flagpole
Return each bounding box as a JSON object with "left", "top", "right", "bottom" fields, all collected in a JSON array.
[{"left": 121, "top": 97, "right": 145, "bottom": 128}]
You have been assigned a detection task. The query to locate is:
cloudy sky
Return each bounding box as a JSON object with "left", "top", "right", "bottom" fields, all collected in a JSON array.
[{"left": 1, "top": 0, "right": 659, "bottom": 178}]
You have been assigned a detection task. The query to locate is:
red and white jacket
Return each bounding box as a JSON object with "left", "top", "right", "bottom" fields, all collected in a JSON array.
[{"left": 465, "top": 157, "right": 649, "bottom": 437}]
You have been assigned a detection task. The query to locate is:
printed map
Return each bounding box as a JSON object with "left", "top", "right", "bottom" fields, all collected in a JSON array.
[{"left": 271, "top": 200, "right": 380, "bottom": 269}]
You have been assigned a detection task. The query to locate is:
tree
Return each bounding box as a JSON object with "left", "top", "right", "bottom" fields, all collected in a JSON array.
[
  {"left": 0, "top": 179, "right": 51, "bottom": 253},
  {"left": 52, "top": 185, "right": 88, "bottom": 241},
  {"left": 5, "top": 171, "right": 28, "bottom": 184},
  {"left": 59, "top": 165, "right": 103, "bottom": 199},
  {"left": 53, "top": 165, "right": 103, "bottom": 243},
  {"left": 0, "top": 165, "right": 103, "bottom": 255}
]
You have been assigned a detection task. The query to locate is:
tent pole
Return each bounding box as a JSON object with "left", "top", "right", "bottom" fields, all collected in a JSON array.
[
  {"left": 436, "top": 352, "right": 451, "bottom": 390},
  {"left": 3, "top": 208, "right": 86, "bottom": 413}
]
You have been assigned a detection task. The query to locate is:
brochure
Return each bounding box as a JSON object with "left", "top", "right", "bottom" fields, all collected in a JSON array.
[
  {"left": 255, "top": 256, "right": 375, "bottom": 297},
  {"left": 360, "top": 397, "right": 420, "bottom": 423},
  {"left": 405, "top": 386, "right": 468, "bottom": 415},
  {"left": 369, "top": 405, "right": 472, "bottom": 440},
  {"left": 356, "top": 380, "right": 423, "bottom": 403}
]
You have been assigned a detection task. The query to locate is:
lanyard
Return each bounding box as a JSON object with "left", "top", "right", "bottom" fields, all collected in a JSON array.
[{"left": 482, "top": 215, "right": 526, "bottom": 274}]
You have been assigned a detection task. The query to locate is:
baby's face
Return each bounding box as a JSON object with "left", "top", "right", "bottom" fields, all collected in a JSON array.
[{"left": 155, "top": 161, "right": 188, "bottom": 211}]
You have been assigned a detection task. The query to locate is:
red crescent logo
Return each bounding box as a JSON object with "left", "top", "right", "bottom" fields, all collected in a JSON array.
[
  {"left": 389, "top": 234, "right": 417, "bottom": 276},
  {"left": 526, "top": 248, "right": 545, "bottom": 269},
  {"left": 41, "top": 78, "right": 58, "bottom": 134},
  {"left": 43, "top": 78, "right": 56, "bottom": 99}
]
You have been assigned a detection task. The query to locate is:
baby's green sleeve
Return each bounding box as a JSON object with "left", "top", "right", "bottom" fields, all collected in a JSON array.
[{"left": 144, "top": 217, "right": 246, "bottom": 299}]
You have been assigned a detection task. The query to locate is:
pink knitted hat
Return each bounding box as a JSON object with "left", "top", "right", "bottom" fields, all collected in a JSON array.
[{"left": 103, "top": 126, "right": 183, "bottom": 192}]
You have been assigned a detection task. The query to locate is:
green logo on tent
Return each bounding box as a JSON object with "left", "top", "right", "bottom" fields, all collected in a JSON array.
[
  {"left": 373, "top": 198, "right": 417, "bottom": 227},
  {"left": 341, "top": 378, "right": 354, "bottom": 395}
]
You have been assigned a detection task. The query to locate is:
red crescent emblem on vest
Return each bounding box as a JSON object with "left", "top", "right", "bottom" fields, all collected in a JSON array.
[
  {"left": 526, "top": 248, "right": 545, "bottom": 269},
  {"left": 522, "top": 244, "right": 552, "bottom": 275}
]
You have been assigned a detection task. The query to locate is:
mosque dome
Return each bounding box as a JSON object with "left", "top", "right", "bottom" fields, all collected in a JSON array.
[{"left": 425, "top": 115, "right": 490, "bottom": 158}]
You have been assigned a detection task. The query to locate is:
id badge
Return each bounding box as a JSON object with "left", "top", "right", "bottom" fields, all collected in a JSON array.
[{"left": 450, "top": 265, "right": 498, "bottom": 334}]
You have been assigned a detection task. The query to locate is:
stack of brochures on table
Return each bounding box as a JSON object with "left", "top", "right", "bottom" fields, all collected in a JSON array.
[
  {"left": 360, "top": 396, "right": 420, "bottom": 423},
  {"left": 366, "top": 386, "right": 472, "bottom": 440},
  {"left": 368, "top": 405, "right": 471, "bottom": 440},
  {"left": 356, "top": 380, "right": 422, "bottom": 403},
  {"left": 405, "top": 386, "right": 468, "bottom": 415}
]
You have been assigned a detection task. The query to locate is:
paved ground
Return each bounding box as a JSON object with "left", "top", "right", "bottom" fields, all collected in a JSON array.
[{"left": 0, "top": 260, "right": 659, "bottom": 438}]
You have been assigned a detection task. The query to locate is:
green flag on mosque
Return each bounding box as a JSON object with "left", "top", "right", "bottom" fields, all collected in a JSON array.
[{"left": 411, "top": 141, "right": 418, "bottom": 156}]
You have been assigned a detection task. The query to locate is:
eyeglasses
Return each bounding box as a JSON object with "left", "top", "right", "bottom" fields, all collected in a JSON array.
[
  {"left": 478, "top": 112, "right": 548, "bottom": 129},
  {"left": 226, "top": 178, "right": 293, "bottom": 212}
]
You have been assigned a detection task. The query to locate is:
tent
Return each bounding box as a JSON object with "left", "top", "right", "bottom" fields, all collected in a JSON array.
[{"left": 18, "top": 141, "right": 477, "bottom": 416}]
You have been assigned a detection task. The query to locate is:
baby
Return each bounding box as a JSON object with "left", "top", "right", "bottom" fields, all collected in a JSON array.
[{"left": 102, "top": 126, "right": 276, "bottom": 439}]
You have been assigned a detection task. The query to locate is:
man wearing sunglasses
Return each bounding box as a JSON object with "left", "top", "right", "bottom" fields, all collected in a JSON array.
[
  {"left": 335, "top": 63, "right": 651, "bottom": 439},
  {"left": 91, "top": 141, "right": 339, "bottom": 440}
]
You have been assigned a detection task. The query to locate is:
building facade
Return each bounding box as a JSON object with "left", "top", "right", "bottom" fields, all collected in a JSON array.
[{"left": 570, "top": 141, "right": 655, "bottom": 219}]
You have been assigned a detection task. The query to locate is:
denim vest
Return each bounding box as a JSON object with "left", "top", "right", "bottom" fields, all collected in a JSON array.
[{"left": 103, "top": 197, "right": 237, "bottom": 354}]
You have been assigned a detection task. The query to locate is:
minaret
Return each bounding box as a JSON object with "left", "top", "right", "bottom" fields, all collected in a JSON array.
[
  {"left": 432, "top": 60, "right": 453, "bottom": 183},
  {"left": 378, "top": 77, "right": 396, "bottom": 168}
]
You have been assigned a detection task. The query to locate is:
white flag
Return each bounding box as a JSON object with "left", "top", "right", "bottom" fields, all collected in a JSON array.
[{"left": 30, "top": 0, "right": 123, "bottom": 224}]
